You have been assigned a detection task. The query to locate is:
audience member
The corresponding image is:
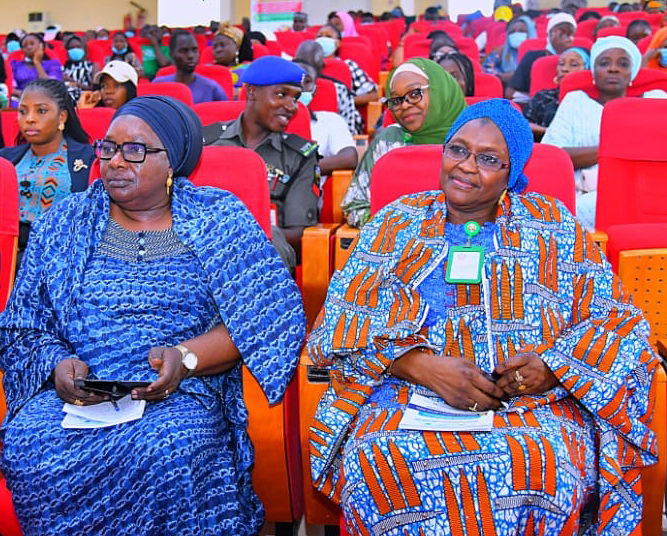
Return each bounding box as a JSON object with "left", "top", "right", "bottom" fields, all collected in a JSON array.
[
  {"left": 508, "top": 13, "right": 576, "bottom": 102},
  {"left": 428, "top": 30, "right": 459, "bottom": 61},
  {"left": 10, "top": 33, "right": 63, "bottom": 106},
  {"left": 211, "top": 23, "right": 251, "bottom": 96},
  {"left": 437, "top": 52, "right": 475, "bottom": 96},
  {"left": 542, "top": 36, "right": 667, "bottom": 229},
  {"left": 293, "top": 60, "right": 357, "bottom": 176},
  {"left": 310, "top": 98, "right": 657, "bottom": 536},
  {"left": 153, "top": 30, "right": 227, "bottom": 103},
  {"left": 293, "top": 12, "right": 308, "bottom": 31},
  {"left": 627, "top": 19, "right": 653, "bottom": 43},
  {"left": 316, "top": 24, "right": 378, "bottom": 108},
  {"left": 0, "top": 79, "right": 93, "bottom": 264},
  {"left": 295, "top": 40, "right": 364, "bottom": 135},
  {"left": 330, "top": 10, "right": 360, "bottom": 37},
  {"left": 105, "top": 32, "right": 143, "bottom": 77},
  {"left": 593, "top": 15, "right": 621, "bottom": 39},
  {"left": 0, "top": 95, "right": 304, "bottom": 536},
  {"left": 96, "top": 28, "right": 110, "bottom": 40},
  {"left": 483, "top": 16, "right": 538, "bottom": 82},
  {"left": 643, "top": 27, "right": 667, "bottom": 68},
  {"left": 78, "top": 60, "right": 138, "bottom": 109},
  {"left": 203, "top": 56, "right": 319, "bottom": 270},
  {"left": 63, "top": 35, "right": 98, "bottom": 103},
  {"left": 139, "top": 25, "right": 172, "bottom": 79},
  {"left": 578, "top": 10, "right": 603, "bottom": 21},
  {"left": 524, "top": 47, "right": 589, "bottom": 135},
  {"left": 341, "top": 58, "right": 465, "bottom": 227},
  {"left": 3, "top": 33, "right": 21, "bottom": 58}
]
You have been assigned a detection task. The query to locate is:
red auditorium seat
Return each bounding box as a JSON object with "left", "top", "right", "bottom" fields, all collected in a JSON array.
[
  {"left": 338, "top": 41, "right": 380, "bottom": 83},
  {"left": 474, "top": 72, "right": 503, "bottom": 97},
  {"left": 1, "top": 110, "right": 19, "bottom": 147},
  {"left": 597, "top": 26, "right": 627, "bottom": 38},
  {"left": 252, "top": 42, "right": 270, "bottom": 59},
  {"left": 310, "top": 78, "right": 338, "bottom": 113},
  {"left": 137, "top": 81, "right": 194, "bottom": 107},
  {"left": 322, "top": 57, "right": 352, "bottom": 90},
  {"left": 154, "top": 64, "right": 234, "bottom": 102},
  {"left": 274, "top": 31, "right": 309, "bottom": 57},
  {"left": 529, "top": 55, "right": 559, "bottom": 96},
  {"left": 78, "top": 107, "right": 115, "bottom": 142}
]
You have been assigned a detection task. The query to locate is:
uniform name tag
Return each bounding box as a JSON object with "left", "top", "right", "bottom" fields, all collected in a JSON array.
[{"left": 445, "top": 246, "right": 484, "bottom": 284}]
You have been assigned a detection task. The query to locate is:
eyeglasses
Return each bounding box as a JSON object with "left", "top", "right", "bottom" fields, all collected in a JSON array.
[
  {"left": 384, "top": 85, "right": 429, "bottom": 110},
  {"left": 94, "top": 140, "right": 168, "bottom": 163},
  {"left": 444, "top": 143, "right": 510, "bottom": 172}
]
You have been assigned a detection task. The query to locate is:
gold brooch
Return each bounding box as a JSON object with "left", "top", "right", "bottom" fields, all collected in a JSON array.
[{"left": 73, "top": 159, "right": 88, "bottom": 172}]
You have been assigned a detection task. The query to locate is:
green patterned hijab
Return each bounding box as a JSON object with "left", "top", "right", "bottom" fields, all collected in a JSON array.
[{"left": 386, "top": 57, "right": 466, "bottom": 145}]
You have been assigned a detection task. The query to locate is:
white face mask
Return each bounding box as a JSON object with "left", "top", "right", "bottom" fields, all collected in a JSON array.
[
  {"left": 298, "top": 89, "right": 314, "bottom": 107},
  {"left": 508, "top": 32, "right": 528, "bottom": 49},
  {"left": 315, "top": 37, "right": 337, "bottom": 57}
]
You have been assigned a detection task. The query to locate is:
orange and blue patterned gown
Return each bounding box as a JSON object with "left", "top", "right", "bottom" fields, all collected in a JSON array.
[{"left": 308, "top": 191, "right": 659, "bottom": 535}]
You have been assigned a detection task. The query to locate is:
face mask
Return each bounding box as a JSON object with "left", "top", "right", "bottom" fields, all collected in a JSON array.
[
  {"left": 98, "top": 35, "right": 109, "bottom": 40},
  {"left": 660, "top": 49, "right": 667, "bottom": 68},
  {"left": 6, "top": 40, "right": 20, "bottom": 53},
  {"left": 112, "top": 46, "right": 128, "bottom": 55},
  {"left": 68, "top": 48, "right": 85, "bottom": 61},
  {"left": 315, "top": 37, "right": 337, "bottom": 57},
  {"left": 298, "top": 90, "right": 314, "bottom": 107},
  {"left": 125, "top": 31, "right": 135, "bottom": 37},
  {"left": 508, "top": 32, "right": 528, "bottom": 49}
]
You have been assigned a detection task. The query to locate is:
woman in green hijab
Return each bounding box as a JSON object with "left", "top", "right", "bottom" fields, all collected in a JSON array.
[{"left": 341, "top": 57, "right": 466, "bottom": 228}]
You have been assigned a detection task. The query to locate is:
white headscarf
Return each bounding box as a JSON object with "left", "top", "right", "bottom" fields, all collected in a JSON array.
[
  {"left": 546, "top": 13, "right": 577, "bottom": 53},
  {"left": 591, "top": 36, "right": 642, "bottom": 81},
  {"left": 389, "top": 63, "right": 428, "bottom": 88}
]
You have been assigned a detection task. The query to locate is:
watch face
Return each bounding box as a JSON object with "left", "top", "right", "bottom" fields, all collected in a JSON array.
[{"left": 183, "top": 352, "right": 197, "bottom": 370}]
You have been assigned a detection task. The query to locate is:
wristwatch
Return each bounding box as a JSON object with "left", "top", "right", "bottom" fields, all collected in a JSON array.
[{"left": 174, "top": 344, "right": 198, "bottom": 378}]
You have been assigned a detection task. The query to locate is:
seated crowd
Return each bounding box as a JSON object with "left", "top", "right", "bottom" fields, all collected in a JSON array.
[{"left": 0, "top": 1, "right": 666, "bottom": 534}]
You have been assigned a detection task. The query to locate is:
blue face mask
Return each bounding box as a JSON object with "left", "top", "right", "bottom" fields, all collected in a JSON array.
[
  {"left": 315, "top": 37, "right": 337, "bottom": 57},
  {"left": 660, "top": 49, "right": 667, "bottom": 68},
  {"left": 68, "top": 48, "right": 85, "bottom": 61},
  {"left": 125, "top": 31, "right": 135, "bottom": 37},
  {"left": 6, "top": 40, "right": 20, "bottom": 53},
  {"left": 298, "top": 90, "right": 314, "bottom": 107},
  {"left": 508, "top": 31, "right": 528, "bottom": 49},
  {"left": 112, "top": 46, "right": 128, "bottom": 55}
]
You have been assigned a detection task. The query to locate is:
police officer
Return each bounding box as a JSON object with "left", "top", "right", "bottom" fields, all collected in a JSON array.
[{"left": 203, "top": 56, "right": 319, "bottom": 271}]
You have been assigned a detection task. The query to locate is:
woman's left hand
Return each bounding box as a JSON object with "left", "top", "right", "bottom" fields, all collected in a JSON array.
[
  {"left": 493, "top": 351, "right": 559, "bottom": 397},
  {"left": 131, "top": 347, "right": 184, "bottom": 401}
]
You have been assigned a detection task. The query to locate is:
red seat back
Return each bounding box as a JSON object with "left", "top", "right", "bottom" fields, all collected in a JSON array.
[
  {"left": 252, "top": 42, "right": 270, "bottom": 59},
  {"left": 1, "top": 111, "right": 19, "bottom": 147},
  {"left": 453, "top": 37, "right": 480, "bottom": 61},
  {"left": 597, "top": 97, "right": 667, "bottom": 231},
  {"left": 190, "top": 146, "right": 271, "bottom": 236},
  {"left": 193, "top": 101, "right": 312, "bottom": 140},
  {"left": 518, "top": 37, "right": 593, "bottom": 62},
  {"left": 338, "top": 41, "right": 380, "bottom": 83},
  {"left": 78, "top": 107, "right": 116, "bottom": 142},
  {"left": 529, "top": 55, "right": 559, "bottom": 96},
  {"left": 310, "top": 77, "right": 338, "bottom": 113},
  {"left": 265, "top": 40, "right": 283, "bottom": 56},
  {"left": 154, "top": 64, "right": 234, "bottom": 101},
  {"left": 200, "top": 46, "right": 215, "bottom": 64},
  {"left": 322, "top": 57, "right": 352, "bottom": 90},
  {"left": 560, "top": 68, "right": 667, "bottom": 102},
  {"left": 138, "top": 81, "right": 194, "bottom": 106},
  {"left": 274, "top": 31, "right": 308, "bottom": 57},
  {"left": 403, "top": 37, "right": 432, "bottom": 60},
  {"left": 575, "top": 18, "right": 599, "bottom": 40},
  {"left": 597, "top": 26, "right": 627, "bottom": 38},
  {"left": 474, "top": 72, "right": 503, "bottom": 97},
  {"left": 0, "top": 156, "right": 19, "bottom": 311},
  {"left": 369, "top": 143, "right": 576, "bottom": 215}
]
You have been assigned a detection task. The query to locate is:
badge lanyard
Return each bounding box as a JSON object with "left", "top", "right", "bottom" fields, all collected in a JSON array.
[{"left": 445, "top": 221, "right": 484, "bottom": 284}]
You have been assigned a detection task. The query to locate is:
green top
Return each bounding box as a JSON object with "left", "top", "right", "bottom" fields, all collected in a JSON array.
[
  {"left": 141, "top": 44, "right": 171, "bottom": 79},
  {"left": 341, "top": 58, "right": 466, "bottom": 228}
]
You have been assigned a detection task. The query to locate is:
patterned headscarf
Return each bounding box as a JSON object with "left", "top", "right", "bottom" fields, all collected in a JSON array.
[
  {"left": 217, "top": 22, "right": 243, "bottom": 48},
  {"left": 386, "top": 58, "right": 466, "bottom": 145},
  {"left": 591, "top": 36, "right": 642, "bottom": 81},
  {"left": 113, "top": 96, "right": 203, "bottom": 177},
  {"left": 647, "top": 27, "right": 667, "bottom": 70},
  {"left": 445, "top": 98, "right": 533, "bottom": 193}
]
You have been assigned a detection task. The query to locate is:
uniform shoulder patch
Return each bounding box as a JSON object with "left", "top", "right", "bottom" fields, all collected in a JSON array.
[{"left": 283, "top": 133, "right": 319, "bottom": 157}]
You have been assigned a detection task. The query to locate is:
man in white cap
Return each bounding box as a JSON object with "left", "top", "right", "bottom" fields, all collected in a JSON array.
[{"left": 507, "top": 12, "right": 576, "bottom": 102}]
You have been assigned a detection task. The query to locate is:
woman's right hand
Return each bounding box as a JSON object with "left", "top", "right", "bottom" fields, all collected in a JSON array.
[
  {"left": 53, "top": 357, "right": 109, "bottom": 405},
  {"left": 33, "top": 45, "right": 44, "bottom": 63},
  {"left": 77, "top": 90, "right": 101, "bottom": 109},
  {"left": 391, "top": 351, "right": 505, "bottom": 411}
]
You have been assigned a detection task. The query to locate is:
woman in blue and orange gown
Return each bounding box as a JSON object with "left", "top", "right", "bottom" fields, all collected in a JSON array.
[{"left": 308, "top": 99, "right": 658, "bottom": 535}]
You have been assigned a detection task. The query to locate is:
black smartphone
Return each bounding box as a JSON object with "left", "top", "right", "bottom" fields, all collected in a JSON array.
[
  {"left": 482, "top": 371, "right": 500, "bottom": 383},
  {"left": 74, "top": 379, "right": 151, "bottom": 400}
]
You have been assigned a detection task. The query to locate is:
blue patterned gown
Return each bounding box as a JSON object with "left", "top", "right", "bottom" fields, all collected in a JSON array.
[{"left": 0, "top": 178, "right": 306, "bottom": 535}]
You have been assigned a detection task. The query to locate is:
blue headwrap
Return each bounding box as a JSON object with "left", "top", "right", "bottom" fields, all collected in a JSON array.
[
  {"left": 563, "top": 46, "right": 590, "bottom": 69},
  {"left": 445, "top": 98, "right": 533, "bottom": 193},
  {"left": 113, "top": 95, "right": 203, "bottom": 177}
]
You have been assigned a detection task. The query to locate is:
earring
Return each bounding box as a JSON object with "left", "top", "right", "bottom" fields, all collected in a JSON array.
[
  {"left": 497, "top": 189, "right": 508, "bottom": 206},
  {"left": 553, "top": 76, "right": 558, "bottom": 85},
  {"left": 166, "top": 170, "right": 173, "bottom": 197},
  {"left": 58, "top": 123, "right": 65, "bottom": 131}
]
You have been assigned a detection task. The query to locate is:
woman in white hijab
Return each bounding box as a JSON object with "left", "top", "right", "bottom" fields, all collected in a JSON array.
[{"left": 542, "top": 36, "right": 667, "bottom": 230}]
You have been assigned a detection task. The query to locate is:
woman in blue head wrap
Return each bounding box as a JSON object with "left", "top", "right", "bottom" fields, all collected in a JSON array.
[
  {"left": 0, "top": 96, "right": 305, "bottom": 534},
  {"left": 308, "top": 99, "right": 658, "bottom": 535},
  {"left": 542, "top": 35, "right": 667, "bottom": 230},
  {"left": 524, "top": 46, "right": 589, "bottom": 134}
]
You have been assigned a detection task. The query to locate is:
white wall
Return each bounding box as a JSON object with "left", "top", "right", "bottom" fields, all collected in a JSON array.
[
  {"left": 302, "top": 0, "right": 372, "bottom": 26},
  {"left": 157, "top": 0, "right": 233, "bottom": 27}
]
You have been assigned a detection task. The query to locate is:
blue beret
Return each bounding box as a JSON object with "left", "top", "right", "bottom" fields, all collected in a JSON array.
[{"left": 241, "top": 56, "right": 306, "bottom": 86}]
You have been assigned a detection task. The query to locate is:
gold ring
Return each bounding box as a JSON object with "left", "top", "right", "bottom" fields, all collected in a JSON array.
[
  {"left": 468, "top": 402, "right": 478, "bottom": 412},
  {"left": 74, "top": 399, "right": 84, "bottom": 406},
  {"left": 514, "top": 370, "right": 524, "bottom": 384},
  {"left": 518, "top": 384, "right": 527, "bottom": 392}
]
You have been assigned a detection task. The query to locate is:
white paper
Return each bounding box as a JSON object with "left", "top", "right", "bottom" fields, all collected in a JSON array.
[
  {"left": 62, "top": 395, "right": 146, "bottom": 429},
  {"left": 398, "top": 393, "right": 494, "bottom": 432}
]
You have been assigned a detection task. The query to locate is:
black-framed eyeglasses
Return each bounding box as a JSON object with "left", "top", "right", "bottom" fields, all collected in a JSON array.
[
  {"left": 444, "top": 143, "right": 510, "bottom": 172},
  {"left": 94, "top": 139, "right": 168, "bottom": 163},
  {"left": 384, "top": 85, "right": 429, "bottom": 110}
]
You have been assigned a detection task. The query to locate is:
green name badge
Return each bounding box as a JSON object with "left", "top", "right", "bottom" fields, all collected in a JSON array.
[{"left": 445, "top": 246, "right": 484, "bottom": 284}]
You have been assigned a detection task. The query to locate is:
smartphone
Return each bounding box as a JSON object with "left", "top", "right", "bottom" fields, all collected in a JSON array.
[
  {"left": 482, "top": 371, "right": 499, "bottom": 383},
  {"left": 74, "top": 379, "right": 151, "bottom": 399}
]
